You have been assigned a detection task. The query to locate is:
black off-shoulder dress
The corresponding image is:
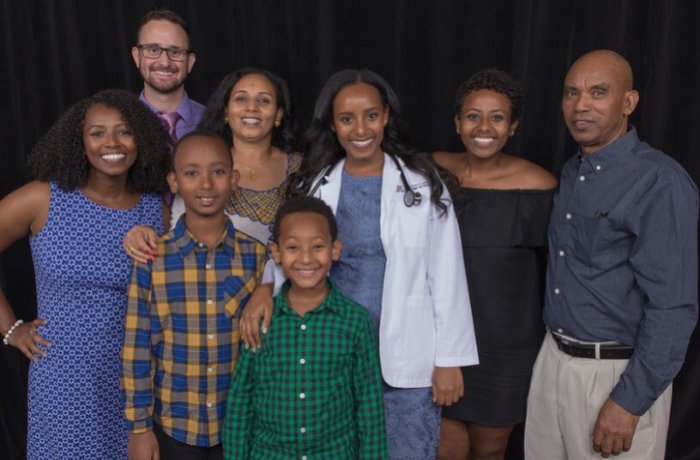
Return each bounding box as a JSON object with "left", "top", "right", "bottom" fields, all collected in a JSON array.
[{"left": 442, "top": 188, "right": 554, "bottom": 425}]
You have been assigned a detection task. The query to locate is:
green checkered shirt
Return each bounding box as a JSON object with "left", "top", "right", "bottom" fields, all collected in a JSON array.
[{"left": 222, "top": 280, "right": 387, "bottom": 459}]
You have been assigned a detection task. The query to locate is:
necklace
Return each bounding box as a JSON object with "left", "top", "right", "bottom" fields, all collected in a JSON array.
[
  {"left": 242, "top": 165, "right": 259, "bottom": 180},
  {"left": 233, "top": 148, "right": 273, "bottom": 181}
]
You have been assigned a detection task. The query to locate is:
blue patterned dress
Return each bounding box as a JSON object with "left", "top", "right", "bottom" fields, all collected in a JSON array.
[
  {"left": 331, "top": 172, "right": 441, "bottom": 460},
  {"left": 27, "top": 183, "right": 163, "bottom": 459}
]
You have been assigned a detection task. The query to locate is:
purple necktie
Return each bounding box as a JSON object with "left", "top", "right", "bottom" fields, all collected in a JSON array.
[{"left": 158, "top": 111, "right": 181, "bottom": 142}]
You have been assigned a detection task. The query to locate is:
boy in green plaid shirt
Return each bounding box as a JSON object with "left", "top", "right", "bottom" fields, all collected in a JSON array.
[{"left": 222, "top": 196, "right": 387, "bottom": 459}]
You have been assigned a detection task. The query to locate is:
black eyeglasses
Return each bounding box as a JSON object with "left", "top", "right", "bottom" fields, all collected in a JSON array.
[{"left": 136, "top": 44, "right": 190, "bottom": 61}]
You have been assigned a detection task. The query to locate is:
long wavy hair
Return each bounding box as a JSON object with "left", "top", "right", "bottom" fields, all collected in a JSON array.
[
  {"left": 198, "top": 67, "right": 295, "bottom": 153},
  {"left": 28, "top": 89, "right": 170, "bottom": 193},
  {"left": 288, "top": 68, "right": 447, "bottom": 213}
]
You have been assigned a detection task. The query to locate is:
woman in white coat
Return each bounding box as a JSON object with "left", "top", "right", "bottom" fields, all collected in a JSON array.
[{"left": 241, "top": 68, "right": 478, "bottom": 460}]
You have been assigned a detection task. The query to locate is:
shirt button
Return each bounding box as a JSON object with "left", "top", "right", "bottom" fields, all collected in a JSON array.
[
  {"left": 302, "top": 456, "right": 308, "bottom": 460},
  {"left": 207, "top": 402, "right": 212, "bottom": 408},
  {"left": 208, "top": 334, "right": 214, "bottom": 340},
  {"left": 595, "top": 165, "right": 601, "bottom": 170},
  {"left": 554, "top": 288, "right": 560, "bottom": 295},
  {"left": 299, "top": 358, "right": 306, "bottom": 365},
  {"left": 205, "top": 264, "right": 212, "bottom": 269},
  {"left": 299, "top": 392, "right": 306, "bottom": 399},
  {"left": 566, "top": 213, "right": 572, "bottom": 220},
  {"left": 559, "top": 250, "right": 565, "bottom": 256},
  {"left": 557, "top": 328, "right": 563, "bottom": 333},
  {"left": 207, "top": 298, "right": 213, "bottom": 304},
  {"left": 198, "top": 242, "right": 204, "bottom": 248},
  {"left": 300, "top": 324, "right": 307, "bottom": 330},
  {"left": 579, "top": 175, "right": 585, "bottom": 181},
  {"left": 207, "top": 367, "right": 213, "bottom": 374},
  {"left": 300, "top": 427, "right": 306, "bottom": 434}
]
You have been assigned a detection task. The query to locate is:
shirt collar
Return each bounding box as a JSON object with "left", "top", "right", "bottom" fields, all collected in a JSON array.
[
  {"left": 273, "top": 279, "right": 347, "bottom": 319},
  {"left": 138, "top": 90, "right": 198, "bottom": 126},
  {"left": 578, "top": 127, "right": 640, "bottom": 174},
  {"left": 167, "top": 215, "right": 238, "bottom": 258}
]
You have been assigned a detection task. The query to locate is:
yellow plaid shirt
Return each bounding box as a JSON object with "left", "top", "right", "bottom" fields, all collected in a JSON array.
[{"left": 121, "top": 218, "right": 266, "bottom": 447}]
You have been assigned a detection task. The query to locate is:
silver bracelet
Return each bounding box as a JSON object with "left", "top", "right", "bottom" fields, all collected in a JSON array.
[{"left": 3, "top": 319, "right": 24, "bottom": 345}]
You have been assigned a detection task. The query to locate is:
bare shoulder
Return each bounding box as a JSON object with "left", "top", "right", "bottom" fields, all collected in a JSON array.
[
  {"left": 507, "top": 156, "right": 557, "bottom": 190},
  {"left": 0, "top": 180, "right": 51, "bottom": 246},
  {"left": 432, "top": 151, "right": 464, "bottom": 176},
  {"left": 1, "top": 180, "right": 50, "bottom": 209}
]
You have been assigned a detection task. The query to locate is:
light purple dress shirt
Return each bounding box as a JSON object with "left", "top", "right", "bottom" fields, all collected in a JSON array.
[{"left": 138, "top": 91, "right": 206, "bottom": 140}]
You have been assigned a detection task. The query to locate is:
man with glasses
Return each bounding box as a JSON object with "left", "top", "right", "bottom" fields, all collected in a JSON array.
[{"left": 132, "top": 9, "right": 205, "bottom": 141}]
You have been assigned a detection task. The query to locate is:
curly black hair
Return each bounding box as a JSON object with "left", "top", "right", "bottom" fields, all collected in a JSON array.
[
  {"left": 271, "top": 196, "right": 338, "bottom": 243},
  {"left": 454, "top": 68, "right": 523, "bottom": 120},
  {"left": 198, "top": 67, "right": 296, "bottom": 153},
  {"left": 288, "top": 68, "right": 448, "bottom": 215},
  {"left": 28, "top": 89, "right": 170, "bottom": 193}
]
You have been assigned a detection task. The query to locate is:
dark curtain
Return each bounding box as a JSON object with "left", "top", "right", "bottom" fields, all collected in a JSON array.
[{"left": 1, "top": 1, "right": 699, "bottom": 459}]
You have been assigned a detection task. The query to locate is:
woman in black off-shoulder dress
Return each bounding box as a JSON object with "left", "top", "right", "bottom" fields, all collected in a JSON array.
[{"left": 433, "top": 69, "right": 557, "bottom": 460}]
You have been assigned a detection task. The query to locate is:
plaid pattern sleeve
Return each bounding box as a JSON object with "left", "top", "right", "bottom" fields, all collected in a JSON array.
[
  {"left": 121, "top": 259, "right": 156, "bottom": 434},
  {"left": 221, "top": 280, "right": 387, "bottom": 459},
  {"left": 121, "top": 218, "right": 266, "bottom": 447}
]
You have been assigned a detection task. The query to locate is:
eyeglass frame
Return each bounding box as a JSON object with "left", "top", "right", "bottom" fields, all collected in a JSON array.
[{"left": 135, "top": 44, "right": 192, "bottom": 62}]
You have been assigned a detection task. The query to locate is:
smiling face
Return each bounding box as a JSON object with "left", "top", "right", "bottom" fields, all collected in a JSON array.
[
  {"left": 455, "top": 89, "right": 517, "bottom": 159},
  {"left": 331, "top": 82, "right": 389, "bottom": 174},
  {"left": 167, "top": 135, "right": 237, "bottom": 219},
  {"left": 562, "top": 51, "right": 639, "bottom": 154},
  {"left": 271, "top": 211, "right": 342, "bottom": 293},
  {"left": 224, "top": 73, "right": 283, "bottom": 144},
  {"left": 83, "top": 103, "right": 138, "bottom": 180},
  {"left": 131, "top": 19, "right": 195, "bottom": 94}
]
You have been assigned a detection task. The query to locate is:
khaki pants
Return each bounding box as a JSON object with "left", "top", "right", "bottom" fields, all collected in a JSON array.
[{"left": 524, "top": 333, "right": 672, "bottom": 460}]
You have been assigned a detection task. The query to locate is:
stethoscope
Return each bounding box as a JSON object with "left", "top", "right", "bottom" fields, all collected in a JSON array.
[{"left": 308, "top": 154, "right": 422, "bottom": 207}]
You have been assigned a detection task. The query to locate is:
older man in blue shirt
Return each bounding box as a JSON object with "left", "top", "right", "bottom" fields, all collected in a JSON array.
[{"left": 525, "top": 49, "right": 698, "bottom": 459}]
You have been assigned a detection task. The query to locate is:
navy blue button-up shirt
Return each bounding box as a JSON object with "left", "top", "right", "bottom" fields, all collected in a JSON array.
[{"left": 544, "top": 128, "right": 699, "bottom": 415}]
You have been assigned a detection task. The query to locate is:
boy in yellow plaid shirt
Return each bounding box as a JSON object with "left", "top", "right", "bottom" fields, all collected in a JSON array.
[{"left": 121, "top": 131, "right": 266, "bottom": 460}]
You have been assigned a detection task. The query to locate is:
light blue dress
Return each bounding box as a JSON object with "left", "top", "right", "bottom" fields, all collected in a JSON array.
[
  {"left": 331, "top": 171, "right": 441, "bottom": 460},
  {"left": 27, "top": 183, "right": 163, "bottom": 459}
]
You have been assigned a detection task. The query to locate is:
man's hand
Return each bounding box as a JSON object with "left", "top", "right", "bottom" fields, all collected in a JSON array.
[
  {"left": 592, "top": 397, "right": 640, "bottom": 457},
  {"left": 431, "top": 366, "right": 463, "bottom": 406},
  {"left": 128, "top": 431, "right": 159, "bottom": 460}
]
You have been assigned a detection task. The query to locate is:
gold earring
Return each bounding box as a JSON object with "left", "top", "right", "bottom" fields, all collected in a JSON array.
[{"left": 274, "top": 120, "right": 281, "bottom": 127}]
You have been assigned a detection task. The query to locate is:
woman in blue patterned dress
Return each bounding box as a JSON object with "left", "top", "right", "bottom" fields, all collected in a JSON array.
[{"left": 0, "top": 89, "right": 170, "bottom": 459}]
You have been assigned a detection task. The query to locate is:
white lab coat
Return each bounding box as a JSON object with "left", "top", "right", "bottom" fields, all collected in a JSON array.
[{"left": 271, "top": 154, "right": 478, "bottom": 387}]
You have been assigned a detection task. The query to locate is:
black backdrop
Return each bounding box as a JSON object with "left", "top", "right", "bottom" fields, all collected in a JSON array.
[{"left": 1, "top": 1, "right": 699, "bottom": 459}]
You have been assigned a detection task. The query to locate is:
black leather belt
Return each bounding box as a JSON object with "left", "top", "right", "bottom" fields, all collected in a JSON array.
[{"left": 551, "top": 331, "right": 633, "bottom": 360}]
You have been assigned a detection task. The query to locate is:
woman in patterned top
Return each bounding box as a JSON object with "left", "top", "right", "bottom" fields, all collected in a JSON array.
[
  {"left": 0, "top": 89, "right": 169, "bottom": 459},
  {"left": 125, "top": 68, "right": 300, "bottom": 262}
]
